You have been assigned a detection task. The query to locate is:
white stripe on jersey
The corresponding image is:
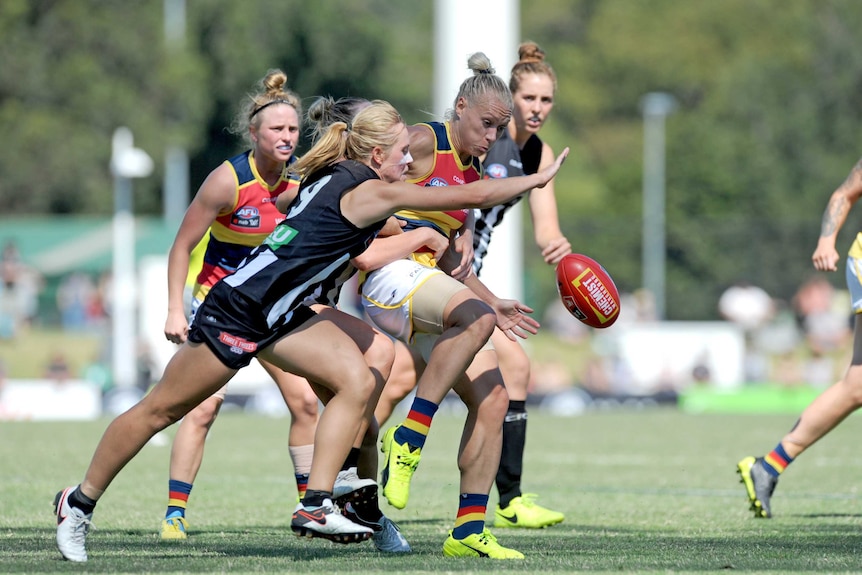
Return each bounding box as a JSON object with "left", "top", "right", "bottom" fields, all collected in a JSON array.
[
  {"left": 266, "top": 254, "right": 351, "bottom": 328},
  {"left": 224, "top": 247, "right": 276, "bottom": 287}
]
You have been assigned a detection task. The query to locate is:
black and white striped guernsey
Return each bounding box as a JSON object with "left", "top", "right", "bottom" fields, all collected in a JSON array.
[
  {"left": 472, "top": 129, "right": 543, "bottom": 275},
  {"left": 220, "top": 159, "right": 387, "bottom": 330}
]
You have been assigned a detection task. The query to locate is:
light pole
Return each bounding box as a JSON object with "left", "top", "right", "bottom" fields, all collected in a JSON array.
[
  {"left": 163, "top": 0, "right": 189, "bottom": 224},
  {"left": 111, "top": 127, "right": 153, "bottom": 388},
  {"left": 433, "top": 0, "right": 521, "bottom": 300},
  {"left": 640, "top": 92, "right": 676, "bottom": 321}
]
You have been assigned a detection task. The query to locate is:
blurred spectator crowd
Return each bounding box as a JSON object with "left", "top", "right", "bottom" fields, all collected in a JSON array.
[{"left": 0, "top": 233, "right": 854, "bottom": 419}]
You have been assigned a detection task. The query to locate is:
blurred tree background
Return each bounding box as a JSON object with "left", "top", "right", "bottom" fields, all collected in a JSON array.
[{"left": 2, "top": 0, "right": 862, "bottom": 321}]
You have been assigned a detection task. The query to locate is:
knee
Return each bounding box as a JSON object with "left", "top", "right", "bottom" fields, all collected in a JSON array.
[
  {"left": 345, "top": 369, "right": 379, "bottom": 404},
  {"left": 365, "top": 334, "right": 396, "bottom": 381},
  {"left": 469, "top": 382, "right": 510, "bottom": 423},
  {"left": 500, "top": 352, "right": 531, "bottom": 393},
  {"left": 385, "top": 365, "right": 417, "bottom": 400},
  {"left": 452, "top": 299, "right": 496, "bottom": 339},
  {"left": 183, "top": 396, "right": 222, "bottom": 429},
  {"left": 488, "top": 383, "right": 510, "bottom": 419},
  {"left": 293, "top": 387, "right": 321, "bottom": 422},
  {"left": 840, "top": 371, "right": 862, "bottom": 406}
]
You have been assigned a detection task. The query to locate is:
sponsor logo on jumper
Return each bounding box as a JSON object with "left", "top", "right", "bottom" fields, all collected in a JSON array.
[
  {"left": 264, "top": 225, "right": 299, "bottom": 250},
  {"left": 426, "top": 178, "right": 448, "bottom": 186},
  {"left": 218, "top": 331, "right": 258, "bottom": 354},
  {"left": 452, "top": 175, "right": 465, "bottom": 184},
  {"left": 232, "top": 206, "right": 261, "bottom": 228}
]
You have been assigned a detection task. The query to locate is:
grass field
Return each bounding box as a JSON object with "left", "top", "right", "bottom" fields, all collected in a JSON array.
[{"left": 2, "top": 408, "right": 861, "bottom": 574}]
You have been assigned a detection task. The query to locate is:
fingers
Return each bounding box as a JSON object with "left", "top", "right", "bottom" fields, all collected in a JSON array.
[
  {"left": 516, "top": 303, "right": 535, "bottom": 315},
  {"left": 510, "top": 321, "right": 538, "bottom": 339},
  {"left": 450, "top": 264, "right": 470, "bottom": 281},
  {"left": 542, "top": 239, "right": 572, "bottom": 265},
  {"left": 164, "top": 330, "right": 188, "bottom": 345},
  {"left": 557, "top": 147, "right": 570, "bottom": 164},
  {"left": 812, "top": 257, "right": 838, "bottom": 272}
]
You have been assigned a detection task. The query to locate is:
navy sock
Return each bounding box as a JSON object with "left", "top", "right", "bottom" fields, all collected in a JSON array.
[
  {"left": 302, "top": 489, "right": 333, "bottom": 507},
  {"left": 69, "top": 487, "right": 97, "bottom": 515},
  {"left": 341, "top": 448, "right": 361, "bottom": 471}
]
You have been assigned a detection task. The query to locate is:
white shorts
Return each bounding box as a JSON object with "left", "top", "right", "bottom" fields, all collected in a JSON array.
[
  {"left": 361, "top": 259, "right": 494, "bottom": 362},
  {"left": 361, "top": 259, "right": 446, "bottom": 342}
]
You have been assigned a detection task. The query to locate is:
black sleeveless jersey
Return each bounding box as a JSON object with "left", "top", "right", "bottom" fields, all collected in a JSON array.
[
  {"left": 220, "top": 159, "right": 386, "bottom": 330},
  {"left": 472, "top": 130, "right": 543, "bottom": 275}
]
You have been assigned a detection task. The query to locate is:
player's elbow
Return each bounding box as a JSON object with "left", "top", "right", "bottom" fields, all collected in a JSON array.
[{"left": 350, "top": 254, "right": 377, "bottom": 272}]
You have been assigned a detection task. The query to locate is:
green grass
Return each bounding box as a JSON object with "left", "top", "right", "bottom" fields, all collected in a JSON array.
[{"left": 2, "top": 409, "right": 862, "bottom": 573}]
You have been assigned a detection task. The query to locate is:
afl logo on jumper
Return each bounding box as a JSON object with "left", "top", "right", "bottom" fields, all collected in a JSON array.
[
  {"left": 486, "top": 163, "right": 508, "bottom": 179},
  {"left": 232, "top": 206, "right": 261, "bottom": 228},
  {"left": 426, "top": 177, "right": 448, "bottom": 187}
]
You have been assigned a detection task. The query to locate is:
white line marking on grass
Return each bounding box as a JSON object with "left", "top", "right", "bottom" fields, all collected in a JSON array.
[{"left": 576, "top": 485, "right": 860, "bottom": 500}]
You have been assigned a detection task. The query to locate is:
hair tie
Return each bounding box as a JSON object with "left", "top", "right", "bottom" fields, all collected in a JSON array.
[
  {"left": 478, "top": 68, "right": 493, "bottom": 75},
  {"left": 250, "top": 98, "right": 294, "bottom": 119}
]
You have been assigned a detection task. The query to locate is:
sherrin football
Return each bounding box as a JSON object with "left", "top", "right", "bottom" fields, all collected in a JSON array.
[{"left": 556, "top": 254, "right": 620, "bottom": 328}]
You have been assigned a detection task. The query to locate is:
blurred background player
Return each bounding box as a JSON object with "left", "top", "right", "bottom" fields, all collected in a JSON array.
[
  {"left": 159, "top": 69, "right": 319, "bottom": 539},
  {"left": 737, "top": 155, "right": 862, "bottom": 518},
  {"left": 471, "top": 41, "right": 569, "bottom": 530}
]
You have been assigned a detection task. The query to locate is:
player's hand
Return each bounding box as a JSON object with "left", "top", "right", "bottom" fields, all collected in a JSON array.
[
  {"left": 164, "top": 311, "right": 189, "bottom": 345},
  {"left": 422, "top": 228, "right": 450, "bottom": 263},
  {"left": 447, "top": 230, "right": 475, "bottom": 281},
  {"left": 379, "top": 216, "right": 406, "bottom": 237},
  {"left": 536, "top": 147, "right": 569, "bottom": 188},
  {"left": 493, "top": 299, "right": 540, "bottom": 341},
  {"left": 542, "top": 236, "right": 572, "bottom": 265},
  {"left": 812, "top": 242, "right": 840, "bottom": 272}
]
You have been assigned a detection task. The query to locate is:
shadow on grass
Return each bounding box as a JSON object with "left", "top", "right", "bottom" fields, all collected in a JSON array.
[
  {"left": 796, "top": 513, "right": 862, "bottom": 519},
  {"left": 6, "top": 523, "right": 862, "bottom": 573}
]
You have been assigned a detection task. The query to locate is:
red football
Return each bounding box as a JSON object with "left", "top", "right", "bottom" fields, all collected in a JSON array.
[{"left": 556, "top": 254, "right": 621, "bottom": 328}]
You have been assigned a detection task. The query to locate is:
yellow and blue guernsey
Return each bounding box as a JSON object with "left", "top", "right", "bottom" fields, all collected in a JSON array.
[
  {"left": 395, "top": 122, "right": 482, "bottom": 268},
  {"left": 192, "top": 151, "right": 298, "bottom": 301},
  {"left": 848, "top": 233, "right": 862, "bottom": 260}
]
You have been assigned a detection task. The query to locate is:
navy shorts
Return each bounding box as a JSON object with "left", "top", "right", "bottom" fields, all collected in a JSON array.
[{"left": 188, "top": 282, "right": 317, "bottom": 370}]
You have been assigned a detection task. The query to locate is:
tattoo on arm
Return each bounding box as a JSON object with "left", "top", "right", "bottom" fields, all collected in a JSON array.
[
  {"left": 821, "top": 199, "right": 845, "bottom": 237},
  {"left": 820, "top": 157, "right": 862, "bottom": 237}
]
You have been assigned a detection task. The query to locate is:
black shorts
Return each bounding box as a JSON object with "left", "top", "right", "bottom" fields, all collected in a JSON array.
[{"left": 188, "top": 282, "right": 317, "bottom": 370}]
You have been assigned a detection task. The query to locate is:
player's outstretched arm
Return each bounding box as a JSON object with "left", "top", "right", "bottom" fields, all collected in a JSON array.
[
  {"left": 345, "top": 148, "right": 570, "bottom": 229},
  {"left": 813, "top": 156, "right": 862, "bottom": 272},
  {"left": 529, "top": 142, "right": 572, "bottom": 265}
]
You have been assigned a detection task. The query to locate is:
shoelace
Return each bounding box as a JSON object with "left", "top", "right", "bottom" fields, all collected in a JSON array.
[
  {"left": 396, "top": 450, "right": 420, "bottom": 471},
  {"left": 165, "top": 518, "right": 185, "bottom": 530},
  {"left": 335, "top": 470, "right": 361, "bottom": 484},
  {"left": 520, "top": 493, "right": 540, "bottom": 507},
  {"left": 71, "top": 515, "right": 94, "bottom": 542}
]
